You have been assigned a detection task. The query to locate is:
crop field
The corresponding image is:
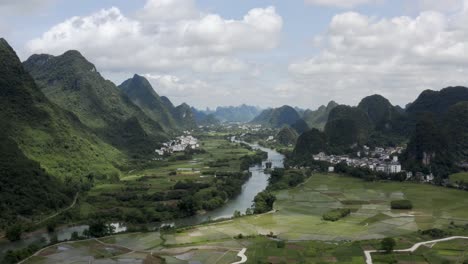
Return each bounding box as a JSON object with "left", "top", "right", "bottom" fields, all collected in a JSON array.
[
  {"left": 372, "top": 238, "right": 468, "bottom": 264},
  {"left": 165, "top": 174, "right": 468, "bottom": 243},
  {"left": 22, "top": 174, "right": 468, "bottom": 264}
]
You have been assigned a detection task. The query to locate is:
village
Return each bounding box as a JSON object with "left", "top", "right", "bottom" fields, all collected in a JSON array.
[
  {"left": 312, "top": 146, "right": 437, "bottom": 183},
  {"left": 155, "top": 132, "right": 200, "bottom": 156}
]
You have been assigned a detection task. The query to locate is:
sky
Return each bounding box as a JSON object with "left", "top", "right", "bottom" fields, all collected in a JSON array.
[{"left": 1, "top": 0, "right": 468, "bottom": 109}]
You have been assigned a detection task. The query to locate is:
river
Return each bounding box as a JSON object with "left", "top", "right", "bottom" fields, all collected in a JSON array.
[{"left": 0, "top": 142, "right": 284, "bottom": 256}]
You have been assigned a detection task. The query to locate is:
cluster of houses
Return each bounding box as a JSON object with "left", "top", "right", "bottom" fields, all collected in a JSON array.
[
  {"left": 313, "top": 146, "right": 404, "bottom": 175},
  {"left": 155, "top": 132, "right": 200, "bottom": 156}
]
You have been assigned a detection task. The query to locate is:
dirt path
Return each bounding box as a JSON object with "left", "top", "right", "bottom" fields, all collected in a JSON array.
[
  {"left": 231, "top": 248, "right": 247, "bottom": 264},
  {"left": 35, "top": 192, "right": 79, "bottom": 225},
  {"left": 364, "top": 236, "right": 468, "bottom": 264}
]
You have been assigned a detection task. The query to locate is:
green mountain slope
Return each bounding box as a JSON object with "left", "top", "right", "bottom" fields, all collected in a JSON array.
[
  {"left": 173, "top": 103, "right": 197, "bottom": 129},
  {"left": 293, "top": 129, "right": 329, "bottom": 157},
  {"left": 251, "top": 105, "right": 301, "bottom": 127},
  {"left": 325, "top": 105, "right": 372, "bottom": 148},
  {"left": 192, "top": 107, "right": 220, "bottom": 126},
  {"left": 23, "top": 51, "right": 167, "bottom": 155},
  {"left": 445, "top": 102, "right": 468, "bottom": 162},
  {"left": 276, "top": 126, "right": 299, "bottom": 146},
  {"left": 1, "top": 38, "right": 122, "bottom": 177},
  {"left": 291, "top": 119, "right": 310, "bottom": 134},
  {"left": 119, "top": 74, "right": 178, "bottom": 131},
  {"left": 0, "top": 134, "right": 72, "bottom": 226},
  {"left": 302, "top": 101, "right": 338, "bottom": 130},
  {"left": 406, "top": 86, "right": 468, "bottom": 116}
]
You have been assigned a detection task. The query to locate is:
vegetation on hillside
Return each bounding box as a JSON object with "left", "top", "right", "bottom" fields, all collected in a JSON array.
[
  {"left": 276, "top": 126, "right": 299, "bottom": 146},
  {"left": 302, "top": 101, "right": 338, "bottom": 130},
  {"left": 251, "top": 105, "right": 301, "bottom": 128},
  {"left": 23, "top": 50, "right": 167, "bottom": 156},
  {"left": 119, "top": 74, "right": 178, "bottom": 131}
]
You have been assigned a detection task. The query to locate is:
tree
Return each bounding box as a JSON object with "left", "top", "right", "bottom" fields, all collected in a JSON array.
[
  {"left": 6, "top": 223, "right": 22, "bottom": 242},
  {"left": 233, "top": 210, "right": 241, "bottom": 218},
  {"left": 253, "top": 191, "right": 276, "bottom": 214},
  {"left": 177, "top": 196, "right": 199, "bottom": 216},
  {"left": 381, "top": 237, "right": 396, "bottom": 253},
  {"left": 71, "top": 231, "right": 79, "bottom": 240},
  {"left": 88, "top": 219, "right": 114, "bottom": 238}
]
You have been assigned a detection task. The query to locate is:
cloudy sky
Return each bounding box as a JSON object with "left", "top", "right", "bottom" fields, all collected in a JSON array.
[{"left": 2, "top": 0, "right": 468, "bottom": 109}]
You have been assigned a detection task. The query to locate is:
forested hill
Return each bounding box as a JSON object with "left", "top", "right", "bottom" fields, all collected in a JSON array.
[
  {"left": 119, "top": 74, "right": 178, "bottom": 131},
  {"left": 23, "top": 50, "right": 167, "bottom": 156},
  {"left": 251, "top": 105, "right": 301, "bottom": 127},
  {"left": 0, "top": 38, "right": 121, "bottom": 226},
  {"left": 0, "top": 38, "right": 122, "bottom": 177},
  {"left": 292, "top": 86, "right": 468, "bottom": 178},
  {"left": 302, "top": 101, "right": 338, "bottom": 130}
]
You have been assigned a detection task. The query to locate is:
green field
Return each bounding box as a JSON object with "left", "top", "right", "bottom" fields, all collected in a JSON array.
[
  {"left": 164, "top": 174, "right": 468, "bottom": 244},
  {"left": 19, "top": 174, "right": 468, "bottom": 264},
  {"left": 450, "top": 172, "right": 468, "bottom": 185}
]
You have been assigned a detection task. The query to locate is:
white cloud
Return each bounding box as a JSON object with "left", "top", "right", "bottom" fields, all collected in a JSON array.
[
  {"left": 144, "top": 73, "right": 234, "bottom": 106},
  {"left": 304, "top": 0, "right": 378, "bottom": 8},
  {"left": 289, "top": 10, "right": 468, "bottom": 106},
  {"left": 26, "top": 1, "right": 282, "bottom": 74}
]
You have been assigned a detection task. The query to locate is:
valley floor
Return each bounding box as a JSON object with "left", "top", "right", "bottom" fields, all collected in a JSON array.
[{"left": 20, "top": 174, "right": 468, "bottom": 264}]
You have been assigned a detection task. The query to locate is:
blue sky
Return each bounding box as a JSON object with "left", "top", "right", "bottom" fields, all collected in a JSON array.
[{"left": 1, "top": 0, "right": 468, "bottom": 109}]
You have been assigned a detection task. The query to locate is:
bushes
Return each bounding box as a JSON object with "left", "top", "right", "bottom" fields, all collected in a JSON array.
[
  {"left": 322, "top": 208, "right": 351, "bottom": 221},
  {"left": 391, "top": 200, "right": 413, "bottom": 210},
  {"left": 5, "top": 223, "right": 23, "bottom": 242},
  {"left": 253, "top": 191, "right": 276, "bottom": 214},
  {"left": 240, "top": 150, "right": 267, "bottom": 171},
  {"left": 381, "top": 237, "right": 396, "bottom": 253},
  {"left": 2, "top": 244, "right": 40, "bottom": 264},
  {"left": 421, "top": 228, "right": 450, "bottom": 238},
  {"left": 267, "top": 169, "right": 307, "bottom": 191}
]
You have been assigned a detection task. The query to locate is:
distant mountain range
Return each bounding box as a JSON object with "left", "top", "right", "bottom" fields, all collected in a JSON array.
[{"left": 196, "top": 104, "right": 262, "bottom": 123}]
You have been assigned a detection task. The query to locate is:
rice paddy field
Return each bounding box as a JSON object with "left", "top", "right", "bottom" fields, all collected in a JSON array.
[
  {"left": 22, "top": 174, "right": 468, "bottom": 263},
  {"left": 165, "top": 174, "right": 468, "bottom": 244},
  {"left": 372, "top": 238, "right": 468, "bottom": 264}
]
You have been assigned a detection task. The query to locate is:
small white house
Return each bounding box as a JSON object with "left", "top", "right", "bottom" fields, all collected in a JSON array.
[{"left": 328, "top": 166, "right": 335, "bottom": 173}]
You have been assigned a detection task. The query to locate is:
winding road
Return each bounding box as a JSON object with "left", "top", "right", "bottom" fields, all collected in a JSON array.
[
  {"left": 231, "top": 248, "right": 247, "bottom": 264},
  {"left": 364, "top": 236, "right": 468, "bottom": 264}
]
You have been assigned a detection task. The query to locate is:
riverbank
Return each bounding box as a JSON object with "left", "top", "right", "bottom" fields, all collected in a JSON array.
[{"left": 1, "top": 139, "right": 285, "bottom": 262}]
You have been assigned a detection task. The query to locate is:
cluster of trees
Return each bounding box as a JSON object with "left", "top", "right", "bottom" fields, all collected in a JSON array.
[
  {"left": 322, "top": 208, "right": 351, "bottom": 222},
  {"left": 240, "top": 150, "right": 268, "bottom": 171},
  {"left": 2, "top": 243, "right": 40, "bottom": 264},
  {"left": 252, "top": 191, "right": 276, "bottom": 214},
  {"left": 390, "top": 200, "right": 413, "bottom": 210},
  {"left": 267, "top": 168, "right": 310, "bottom": 191},
  {"left": 420, "top": 228, "right": 450, "bottom": 238}
]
